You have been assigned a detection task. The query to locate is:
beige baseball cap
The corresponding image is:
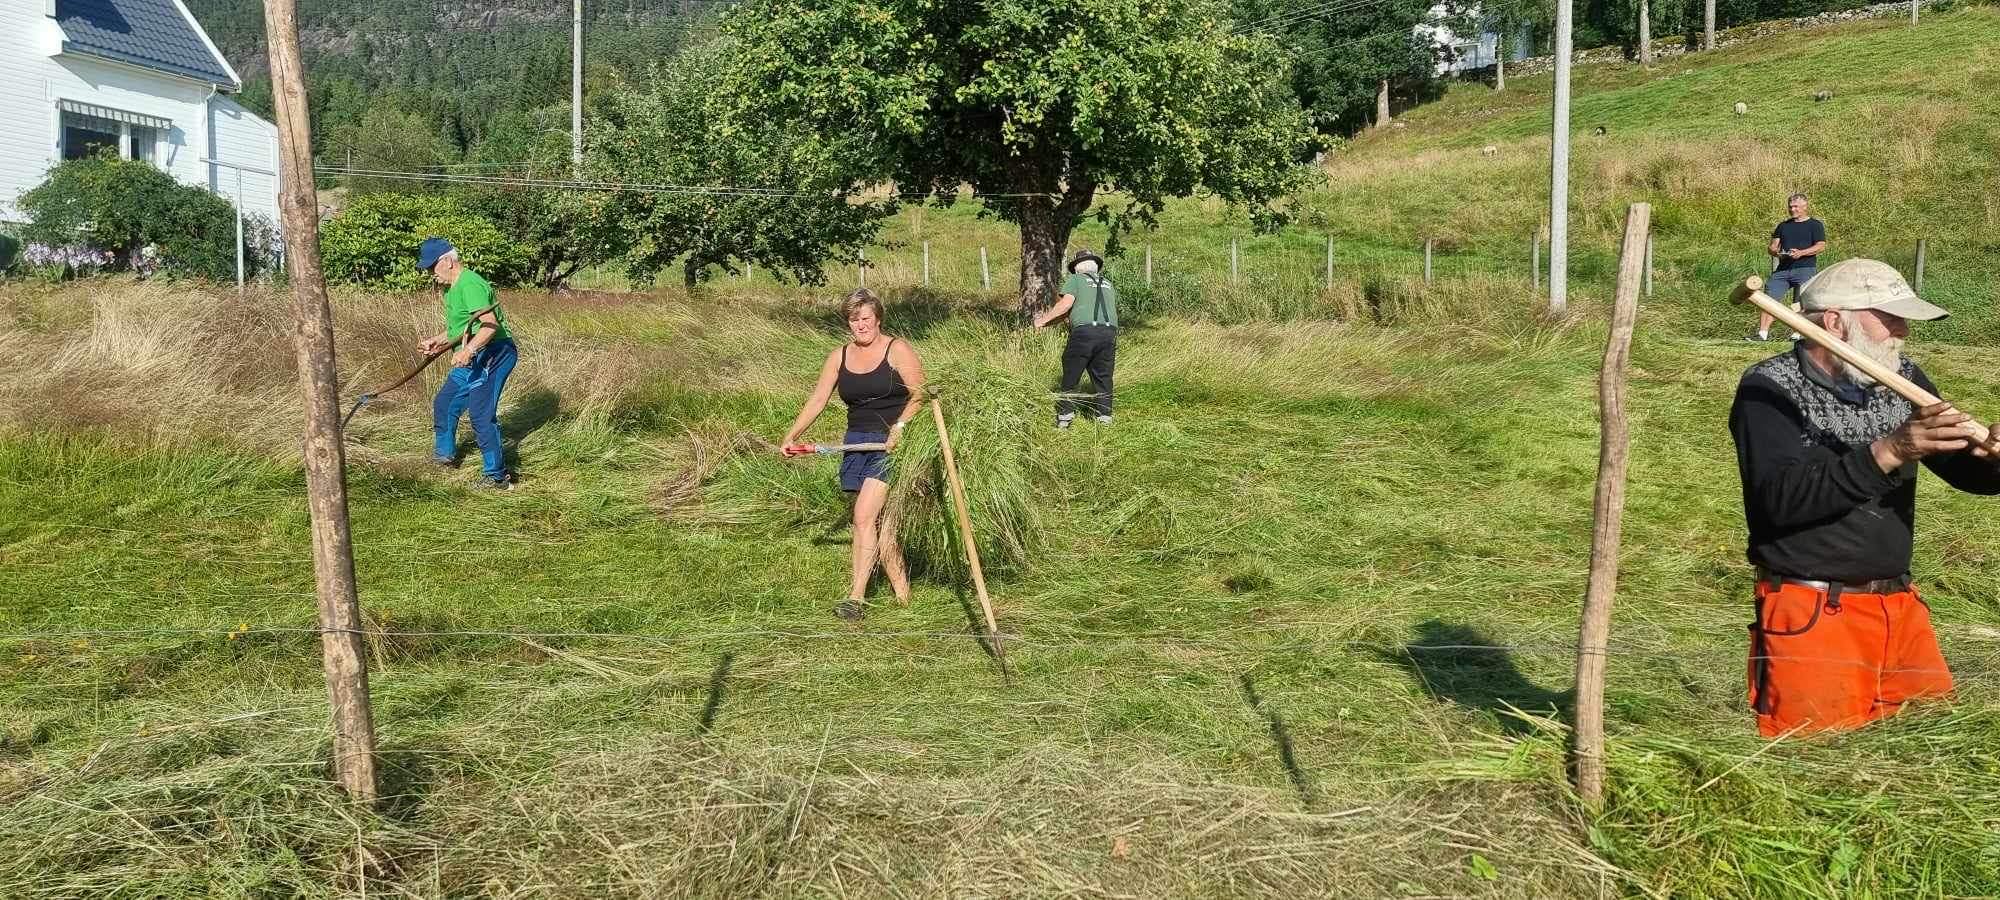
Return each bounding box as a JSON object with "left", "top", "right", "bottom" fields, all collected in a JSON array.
[{"left": 1799, "top": 258, "right": 1949, "bottom": 320}]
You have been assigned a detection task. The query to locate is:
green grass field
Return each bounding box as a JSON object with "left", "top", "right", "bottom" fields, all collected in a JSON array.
[{"left": 6, "top": 9, "right": 2000, "bottom": 898}]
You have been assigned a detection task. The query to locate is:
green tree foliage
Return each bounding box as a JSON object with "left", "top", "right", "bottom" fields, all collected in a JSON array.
[
  {"left": 320, "top": 193, "right": 531, "bottom": 291},
  {"left": 723, "top": 0, "right": 1318, "bottom": 312},
  {"left": 460, "top": 108, "right": 630, "bottom": 290},
  {"left": 325, "top": 107, "right": 452, "bottom": 195},
  {"left": 1234, "top": 0, "right": 1451, "bottom": 134},
  {"left": 17, "top": 155, "right": 273, "bottom": 280},
  {"left": 589, "top": 46, "right": 890, "bottom": 288}
]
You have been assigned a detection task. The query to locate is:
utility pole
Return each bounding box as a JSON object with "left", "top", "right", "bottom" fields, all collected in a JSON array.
[
  {"left": 261, "top": 0, "right": 378, "bottom": 803},
  {"left": 1911, "top": 0, "right": 1919, "bottom": 25},
  {"left": 1549, "top": 0, "right": 1574, "bottom": 316},
  {"left": 1704, "top": 0, "right": 1716, "bottom": 50},
  {"left": 1638, "top": 0, "right": 1651, "bottom": 65},
  {"left": 572, "top": 0, "right": 584, "bottom": 175}
]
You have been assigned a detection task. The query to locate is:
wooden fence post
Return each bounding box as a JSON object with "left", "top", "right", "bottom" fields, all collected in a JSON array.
[
  {"left": 922, "top": 241, "right": 931, "bottom": 287},
  {"left": 1423, "top": 238, "right": 1434, "bottom": 284},
  {"left": 1533, "top": 230, "right": 1541, "bottom": 293},
  {"left": 1573, "top": 202, "right": 1650, "bottom": 809},
  {"left": 1324, "top": 235, "right": 1334, "bottom": 291},
  {"left": 1914, "top": 238, "right": 1927, "bottom": 293},
  {"left": 1144, "top": 243, "right": 1153, "bottom": 287},
  {"left": 980, "top": 246, "right": 990, "bottom": 291},
  {"left": 1643, "top": 233, "right": 1654, "bottom": 297},
  {"left": 1230, "top": 239, "right": 1239, "bottom": 287},
  {"left": 264, "top": 0, "right": 377, "bottom": 803},
  {"left": 858, "top": 247, "right": 866, "bottom": 287}
]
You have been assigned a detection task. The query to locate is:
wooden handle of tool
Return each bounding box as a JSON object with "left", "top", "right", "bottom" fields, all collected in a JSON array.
[{"left": 1732, "top": 276, "right": 1991, "bottom": 446}]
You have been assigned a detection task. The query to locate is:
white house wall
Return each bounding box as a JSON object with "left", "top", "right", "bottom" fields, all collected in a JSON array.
[
  {"left": 207, "top": 95, "right": 280, "bottom": 227},
  {"left": 0, "top": 4, "right": 279, "bottom": 231},
  {"left": 0, "top": 3, "right": 62, "bottom": 221}
]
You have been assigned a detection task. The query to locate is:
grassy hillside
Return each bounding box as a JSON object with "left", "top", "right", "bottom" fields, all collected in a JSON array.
[
  {"left": 847, "top": 8, "right": 1999, "bottom": 340},
  {"left": 4, "top": 272, "right": 2000, "bottom": 896}
]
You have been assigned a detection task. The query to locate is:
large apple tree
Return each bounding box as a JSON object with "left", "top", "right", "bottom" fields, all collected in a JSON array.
[{"left": 723, "top": 0, "right": 1318, "bottom": 313}]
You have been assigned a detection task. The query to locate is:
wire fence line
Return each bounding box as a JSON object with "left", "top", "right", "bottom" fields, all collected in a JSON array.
[{"left": 6, "top": 623, "right": 1999, "bottom": 681}]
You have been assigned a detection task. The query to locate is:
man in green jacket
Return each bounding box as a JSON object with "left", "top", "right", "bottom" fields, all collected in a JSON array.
[
  {"left": 1033, "top": 248, "right": 1118, "bottom": 429},
  {"left": 417, "top": 237, "right": 518, "bottom": 489}
]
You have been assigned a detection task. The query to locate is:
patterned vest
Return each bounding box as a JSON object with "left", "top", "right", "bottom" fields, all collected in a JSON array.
[{"left": 1744, "top": 347, "right": 1917, "bottom": 453}]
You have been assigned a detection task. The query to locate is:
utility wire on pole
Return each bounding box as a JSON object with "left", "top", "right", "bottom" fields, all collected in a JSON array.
[{"left": 1549, "top": 0, "right": 1574, "bottom": 316}]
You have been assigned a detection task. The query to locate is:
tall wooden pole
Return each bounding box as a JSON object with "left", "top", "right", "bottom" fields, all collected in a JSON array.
[
  {"left": 927, "top": 393, "right": 1007, "bottom": 674},
  {"left": 1914, "top": 238, "right": 1927, "bottom": 293},
  {"left": 571, "top": 0, "right": 584, "bottom": 175},
  {"left": 1549, "top": 0, "right": 1574, "bottom": 316},
  {"left": 263, "top": 0, "right": 378, "bottom": 803},
  {"left": 1573, "top": 202, "right": 1650, "bottom": 808},
  {"left": 1638, "top": 0, "right": 1652, "bottom": 65}
]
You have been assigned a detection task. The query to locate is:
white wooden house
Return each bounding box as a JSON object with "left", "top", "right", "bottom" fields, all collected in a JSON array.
[{"left": 0, "top": 0, "right": 278, "bottom": 228}]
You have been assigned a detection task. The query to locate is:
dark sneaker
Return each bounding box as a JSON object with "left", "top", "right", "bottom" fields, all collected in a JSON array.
[
  {"left": 835, "top": 598, "right": 864, "bottom": 621},
  {"left": 430, "top": 455, "right": 458, "bottom": 469},
  {"left": 481, "top": 471, "right": 518, "bottom": 491}
]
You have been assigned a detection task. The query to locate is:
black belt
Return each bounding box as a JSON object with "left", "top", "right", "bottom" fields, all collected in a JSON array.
[{"left": 1757, "top": 569, "right": 1911, "bottom": 595}]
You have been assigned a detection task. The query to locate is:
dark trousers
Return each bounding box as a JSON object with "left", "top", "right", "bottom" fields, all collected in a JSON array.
[{"left": 1058, "top": 326, "right": 1116, "bottom": 418}]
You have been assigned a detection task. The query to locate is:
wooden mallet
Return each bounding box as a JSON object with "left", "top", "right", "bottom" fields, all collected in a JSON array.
[{"left": 1731, "top": 275, "right": 1991, "bottom": 445}]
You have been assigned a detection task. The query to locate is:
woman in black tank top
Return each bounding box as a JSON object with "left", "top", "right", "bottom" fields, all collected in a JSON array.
[{"left": 780, "top": 289, "right": 928, "bottom": 622}]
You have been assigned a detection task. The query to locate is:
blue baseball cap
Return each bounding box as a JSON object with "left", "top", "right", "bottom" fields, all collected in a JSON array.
[{"left": 416, "top": 237, "right": 455, "bottom": 271}]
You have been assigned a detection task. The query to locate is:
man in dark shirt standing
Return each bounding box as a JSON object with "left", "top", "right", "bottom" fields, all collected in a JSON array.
[
  {"left": 1730, "top": 258, "right": 2000, "bottom": 737},
  {"left": 1748, "top": 193, "right": 1828, "bottom": 342}
]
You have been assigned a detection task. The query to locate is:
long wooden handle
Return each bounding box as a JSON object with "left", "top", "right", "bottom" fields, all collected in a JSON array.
[
  {"left": 928, "top": 396, "right": 1007, "bottom": 670},
  {"left": 1733, "top": 277, "right": 1990, "bottom": 445}
]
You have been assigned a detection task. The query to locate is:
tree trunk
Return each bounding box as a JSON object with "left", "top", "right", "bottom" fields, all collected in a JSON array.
[
  {"left": 1010, "top": 155, "right": 1096, "bottom": 318},
  {"left": 1638, "top": 0, "right": 1652, "bottom": 65},
  {"left": 1495, "top": 32, "right": 1506, "bottom": 91},
  {"left": 1375, "top": 79, "right": 1391, "bottom": 127},
  {"left": 1016, "top": 200, "right": 1080, "bottom": 320}
]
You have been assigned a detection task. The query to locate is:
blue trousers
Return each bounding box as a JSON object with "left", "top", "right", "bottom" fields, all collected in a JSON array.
[{"left": 433, "top": 339, "right": 517, "bottom": 478}]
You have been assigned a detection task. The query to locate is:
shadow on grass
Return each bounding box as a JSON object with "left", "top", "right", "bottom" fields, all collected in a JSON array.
[
  {"left": 500, "top": 389, "right": 562, "bottom": 471},
  {"left": 1383, "top": 620, "right": 1572, "bottom": 736},
  {"left": 1240, "top": 674, "right": 1315, "bottom": 809},
  {"left": 696, "top": 652, "right": 734, "bottom": 737}
]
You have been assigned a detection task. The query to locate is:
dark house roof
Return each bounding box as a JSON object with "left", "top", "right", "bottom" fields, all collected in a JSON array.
[{"left": 54, "top": 0, "right": 238, "bottom": 88}]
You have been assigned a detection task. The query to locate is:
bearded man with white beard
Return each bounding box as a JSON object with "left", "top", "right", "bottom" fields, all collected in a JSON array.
[{"left": 1729, "top": 259, "right": 2000, "bottom": 737}]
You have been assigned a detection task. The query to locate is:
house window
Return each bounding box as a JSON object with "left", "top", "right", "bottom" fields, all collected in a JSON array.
[
  {"left": 57, "top": 103, "right": 171, "bottom": 166},
  {"left": 130, "top": 125, "right": 158, "bottom": 164},
  {"left": 61, "top": 110, "right": 121, "bottom": 161}
]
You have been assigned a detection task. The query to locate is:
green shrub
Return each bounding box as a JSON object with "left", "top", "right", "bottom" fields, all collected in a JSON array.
[
  {"left": 16, "top": 155, "right": 271, "bottom": 280},
  {"left": 320, "top": 193, "right": 531, "bottom": 291},
  {"left": 0, "top": 231, "right": 18, "bottom": 272}
]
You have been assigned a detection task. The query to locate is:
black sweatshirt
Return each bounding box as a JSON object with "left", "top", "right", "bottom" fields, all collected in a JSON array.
[{"left": 1730, "top": 344, "right": 2000, "bottom": 582}]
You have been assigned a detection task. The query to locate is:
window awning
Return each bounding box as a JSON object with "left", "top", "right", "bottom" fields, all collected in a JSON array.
[{"left": 59, "top": 100, "right": 171, "bottom": 131}]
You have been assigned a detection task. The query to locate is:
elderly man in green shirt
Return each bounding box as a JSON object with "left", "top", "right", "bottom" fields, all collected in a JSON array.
[
  {"left": 1032, "top": 248, "right": 1119, "bottom": 429},
  {"left": 416, "top": 237, "right": 518, "bottom": 489}
]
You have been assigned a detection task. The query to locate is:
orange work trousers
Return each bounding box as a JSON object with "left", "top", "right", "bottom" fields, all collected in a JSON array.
[{"left": 1747, "top": 580, "right": 1953, "bottom": 737}]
